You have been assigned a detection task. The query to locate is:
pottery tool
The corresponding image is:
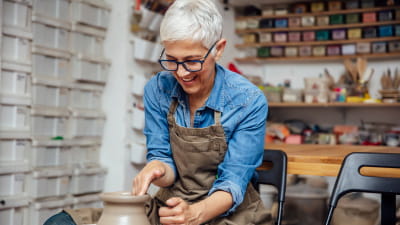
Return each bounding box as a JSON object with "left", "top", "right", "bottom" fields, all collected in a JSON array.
[{"left": 356, "top": 57, "right": 367, "bottom": 83}]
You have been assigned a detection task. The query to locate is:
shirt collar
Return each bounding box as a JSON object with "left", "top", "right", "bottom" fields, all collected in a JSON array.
[{"left": 170, "top": 64, "right": 226, "bottom": 112}]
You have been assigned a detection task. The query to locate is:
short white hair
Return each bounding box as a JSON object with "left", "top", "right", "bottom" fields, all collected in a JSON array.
[{"left": 160, "top": 0, "right": 223, "bottom": 49}]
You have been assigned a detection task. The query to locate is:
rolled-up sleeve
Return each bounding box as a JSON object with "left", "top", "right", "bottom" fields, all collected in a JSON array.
[
  {"left": 208, "top": 92, "right": 268, "bottom": 215},
  {"left": 143, "top": 76, "right": 177, "bottom": 176}
]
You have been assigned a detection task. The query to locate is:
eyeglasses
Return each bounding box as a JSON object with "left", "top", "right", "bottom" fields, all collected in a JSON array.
[{"left": 158, "top": 41, "right": 218, "bottom": 72}]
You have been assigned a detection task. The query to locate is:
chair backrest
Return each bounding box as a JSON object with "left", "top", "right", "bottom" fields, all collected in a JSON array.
[
  {"left": 325, "top": 152, "right": 400, "bottom": 225},
  {"left": 257, "top": 149, "right": 287, "bottom": 225}
]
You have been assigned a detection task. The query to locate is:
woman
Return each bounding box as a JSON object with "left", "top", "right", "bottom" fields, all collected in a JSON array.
[{"left": 134, "top": 0, "right": 270, "bottom": 224}]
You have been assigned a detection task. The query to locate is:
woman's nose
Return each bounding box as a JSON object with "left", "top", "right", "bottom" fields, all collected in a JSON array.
[{"left": 176, "top": 64, "right": 190, "bottom": 77}]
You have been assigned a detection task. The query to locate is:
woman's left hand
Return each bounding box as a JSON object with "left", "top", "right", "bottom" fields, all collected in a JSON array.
[{"left": 159, "top": 197, "right": 203, "bottom": 225}]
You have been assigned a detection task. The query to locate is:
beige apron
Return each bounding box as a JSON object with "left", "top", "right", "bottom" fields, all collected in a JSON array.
[{"left": 146, "top": 100, "right": 271, "bottom": 225}]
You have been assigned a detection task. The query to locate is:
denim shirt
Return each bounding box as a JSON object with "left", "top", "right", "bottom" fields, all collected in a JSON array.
[{"left": 143, "top": 64, "right": 268, "bottom": 214}]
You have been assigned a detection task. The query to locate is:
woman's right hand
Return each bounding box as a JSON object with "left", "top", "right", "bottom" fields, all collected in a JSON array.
[{"left": 132, "top": 160, "right": 170, "bottom": 195}]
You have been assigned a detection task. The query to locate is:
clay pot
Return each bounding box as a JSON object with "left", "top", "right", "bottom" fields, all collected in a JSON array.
[{"left": 97, "top": 191, "right": 151, "bottom": 225}]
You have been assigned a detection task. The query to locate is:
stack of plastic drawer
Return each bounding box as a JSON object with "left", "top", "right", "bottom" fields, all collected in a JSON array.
[
  {"left": 67, "top": 0, "right": 110, "bottom": 210},
  {"left": 1, "top": 1, "right": 32, "bottom": 224}
]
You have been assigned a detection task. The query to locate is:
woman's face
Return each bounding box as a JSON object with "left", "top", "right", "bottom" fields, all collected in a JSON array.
[{"left": 162, "top": 40, "right": 224, "bottom": 98}]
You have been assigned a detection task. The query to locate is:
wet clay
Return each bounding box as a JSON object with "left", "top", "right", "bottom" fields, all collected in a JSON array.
[{"left": 97, "top": 191, "right": 151, "bottom": 225}]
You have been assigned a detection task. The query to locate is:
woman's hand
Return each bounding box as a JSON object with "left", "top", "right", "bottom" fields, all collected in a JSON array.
[
  {"left": 132, "top": 160, "right": 174, "bottom": 195},
  {"left": 159, "top": 197, "right": 203, "bottom": 225}
]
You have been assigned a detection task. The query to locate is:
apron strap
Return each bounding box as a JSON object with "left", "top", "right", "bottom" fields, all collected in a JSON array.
[{"left": 167, "top": 100, "right": 179, "bottom": 127}]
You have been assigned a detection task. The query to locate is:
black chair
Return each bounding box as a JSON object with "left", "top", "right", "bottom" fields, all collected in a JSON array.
[
  {"left": 325, "top": 152, "right": 400, "bottom": 225},
  {"left": 257, "top": 149, "right": 287, "bottom": 225}
]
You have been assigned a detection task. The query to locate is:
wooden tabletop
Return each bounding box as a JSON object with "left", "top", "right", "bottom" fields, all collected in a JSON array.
[{"left": 262, "top": 144, "right": 400, "bottom": 177}]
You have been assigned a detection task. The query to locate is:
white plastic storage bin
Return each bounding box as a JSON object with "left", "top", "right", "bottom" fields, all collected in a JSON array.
[
  {"left": 32, "top": 21, "right": 70, "bottom": 55},
  {"left": 32, "top": 79, "right": 70, "bottom": 110},
  {"left": 0, "top": 163, "right": 30, "bottom": 197},
  {"left": 0, "top": 66, "right": 31, "bottom": 99},
  {"left": 0, "top": 138, "right": 30, "bottom": 165},
  {"left": 69, "top": 83, "right": 103, "bottom": 111},
  {"left": 0, "top": 103, "right": 30, "bottom": 135},
  {"left": 130, "top": 74, "right": 147, "bottom": 96},
  {"left": 1, "top": 33, "right": 32, "bottom": 66},
  {"left": 0, "top": 196, "right": 29, "bottom": 225},
  {"left": 68, "top": 110, "right": 105, "bottom": 138},
  {"left": 70, "top": 23, "right": 106, "bottom": 57},
  {"left": 31, "top": 110, "right": 69, "bottom": 139},
  {"left": 70, "top": 166, "right": 106, "bottom": 195},
  {"left": 32, "top": 0, "right": 71, "bottom": 23},
  {"left": 29, "top": 197, "right": 73, "bottom": 225},
  {"left": 30, "top": 139, "right": 72, "bottom": 168},
  {"left": 70, "top": 140, "right": 100, "bottom": 167},
  {"left": 71, "top": 0, "right": 111, "bottom": 29},
  {"left": 71, "top": 55, "right": 110, "bottom": 84},
  {"left": 28, "top": 167, "right": 72, "bottom": 199},
  {"left": 32, "top": 48, "right": 72, "bottom": 83},
  {"left": 72, "top": 193, "right": 102, "bottom": 209},
  {"left": 2, "top": 0, "right": 32, "bottom": 32}
]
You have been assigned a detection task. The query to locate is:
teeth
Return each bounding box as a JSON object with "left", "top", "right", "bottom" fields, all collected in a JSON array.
[{"left": 183, "top": 77, "right": 195, "bottom": 82}]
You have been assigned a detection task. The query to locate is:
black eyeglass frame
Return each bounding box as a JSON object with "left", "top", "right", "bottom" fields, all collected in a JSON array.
[{"left": 158, "top": 41, "right": 218, "bottom": 72}]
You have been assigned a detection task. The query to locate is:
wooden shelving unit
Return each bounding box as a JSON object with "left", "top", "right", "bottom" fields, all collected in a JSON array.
[
  {"left": 236, "top": 5, "right": 400, "bottom": 20},
  {"left": 234, "top": 4, "right": 400, "bottom": 62},
  {"left": 235, "top": 51, "right": 400, "bottom": 62},
  {"left": 268, "top": 102, "right": 400, "bottom": 107}
]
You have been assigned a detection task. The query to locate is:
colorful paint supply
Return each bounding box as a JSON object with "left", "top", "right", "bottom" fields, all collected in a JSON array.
[
  {"left": 327, "top": 45, "right": 341, "bottom": 56},
  {"left": 332, "top": 29, "right": 346, "bottom": 40},
  {"left": 361, "top": 0, "right": 375, "bottom": 8},
  {"left": 246, "top": 19, "right": 259, "bottom": 29},
  {"left": 259, "top": 19, "right": 274, "bottom": 28},
  {"left": 259, "top": 32, "right": 272, "bottom": 43},
  {"left": 316, "top": 30, "right": 330, "bottom": 41},
  {"left": 330, "top": 14, "right": 344, "bottom": 25},
  {"left": 345, "top": 0, "right": 359, "bottom": 9},
  {"left": 261, "top": 7, "right": 274, "bottom": 16},
  {"left": 275, "top": 18, "right": 288, "bottom": 28},
  {"left": 270, "top": 46, "right": 284, "bottom": 57},
  {"left": 274, "top": 5, "right": 288, "bottom": 15},
  {"left": 395, "top": 25, "right": 400, "bottom": 36},
  {"left": 346, "top": 13, "right": 360, "bottom": 24},
  {"left": 363, "top": 27, "right": 377, "bottom": 38},
  {"left": 288, "top": 17, "right": 301, "bottom": 27},
  {"left": 342, "top": 44, "right": 356, "bottom": 55},
  {"left": 316, "top": 16, "right": 330, "bottom": 26},
  {"left": 372, "top": 42, "right": 387, "bottom": 53},
  {"left": 302, "top": 31, "right": 315, "bottom": 41},
  {"left": 312, "top": 46, "right": 326, "bottom": 56},
  {"left": 292, "top": 3, "right": 307, "bottom": 14},
  {"left": 274, "top": 32, "right": 288, "bottom": 42},
  {"left": 285, "top": 46, "right": 298, "bottom": 57},
  {"left": 235, "top": 20, "right": 247, "bottom": 30},
  {"left": 328, "top": 1, "right": 342, "bottom": 11},
  {"left": 299, "top": 46, "right": 312, "bottom": 56},
  {"left": 389, "top": 41, "right": 400, "bottom": 52},
  {"left": 301, "top": 16, "right": 315, "bottom": 26},
  {"left": 378, "top": 11, "right": 394, "bottom": 21},
  {"left": 288, "top": 31, "right": 301, "bottom": 42},
  {"left": 396, "top": 9, "right": 400, "bottom": 20},
  {"left": 356, "top": 42, "right": 371, "bottom": 54},
  {"left": 257, "top": 47, "right": 270, "bottom": 57},
  {"left": 379, "top": 25, "right": 393, "bottom": 37},
  {"left": 363, "top": 12, "right": 376, "bottom": 23},
  {"left": 311, "top": 2, "right": 325, "bottom": 12},
  {"left": 348, "top": 28, "right": 362, "bottom": 39},
  {"left": 243, "top": 33, "right": 258, "bottom": 43}
]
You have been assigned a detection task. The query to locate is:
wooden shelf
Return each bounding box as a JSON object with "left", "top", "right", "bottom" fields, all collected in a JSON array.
[
  {"left": 235, "top": 52, "right": 400, "bottom": 62},
  {"left": 236, "top": 36, "right": 400, "bottom": 48},
  {"left": 236, "top": 20, "right": 400, "bottom": 34},
  {"left": 268, "top": 102, "right": 400, "bottom": 107},
  {"left": 236, "top": 5, "right": 400, "bottom": 20}
]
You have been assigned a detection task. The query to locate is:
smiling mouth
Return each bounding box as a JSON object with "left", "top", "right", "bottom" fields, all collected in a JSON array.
[{"left": 182, "top": 76, "right": 197, "bottom": 82}]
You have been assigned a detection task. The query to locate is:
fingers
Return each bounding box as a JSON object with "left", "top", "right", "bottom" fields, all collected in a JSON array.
[
  {"left": 159, "top": 198, "right": 187, "bottom": 225},
  {"left": 132, "top": 163, "right": 166, "bottom": 195}
]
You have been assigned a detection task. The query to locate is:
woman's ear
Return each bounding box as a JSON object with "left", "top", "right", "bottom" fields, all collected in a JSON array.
[{"left": 214, "top": 38, "right": 227, "bottom": 61}]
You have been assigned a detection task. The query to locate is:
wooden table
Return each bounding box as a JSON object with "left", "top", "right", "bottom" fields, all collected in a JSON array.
[
  {"left": 262, "top": 144, "right": 400, "bottom": 225},
  {"left": 263, "top": 143, "right": 400, "bottom": 177}
]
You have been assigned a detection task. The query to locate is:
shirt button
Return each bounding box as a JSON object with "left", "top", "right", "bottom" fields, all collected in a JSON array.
[{"left": 196, "top": 112, "right": 201, "bottom": 116}]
